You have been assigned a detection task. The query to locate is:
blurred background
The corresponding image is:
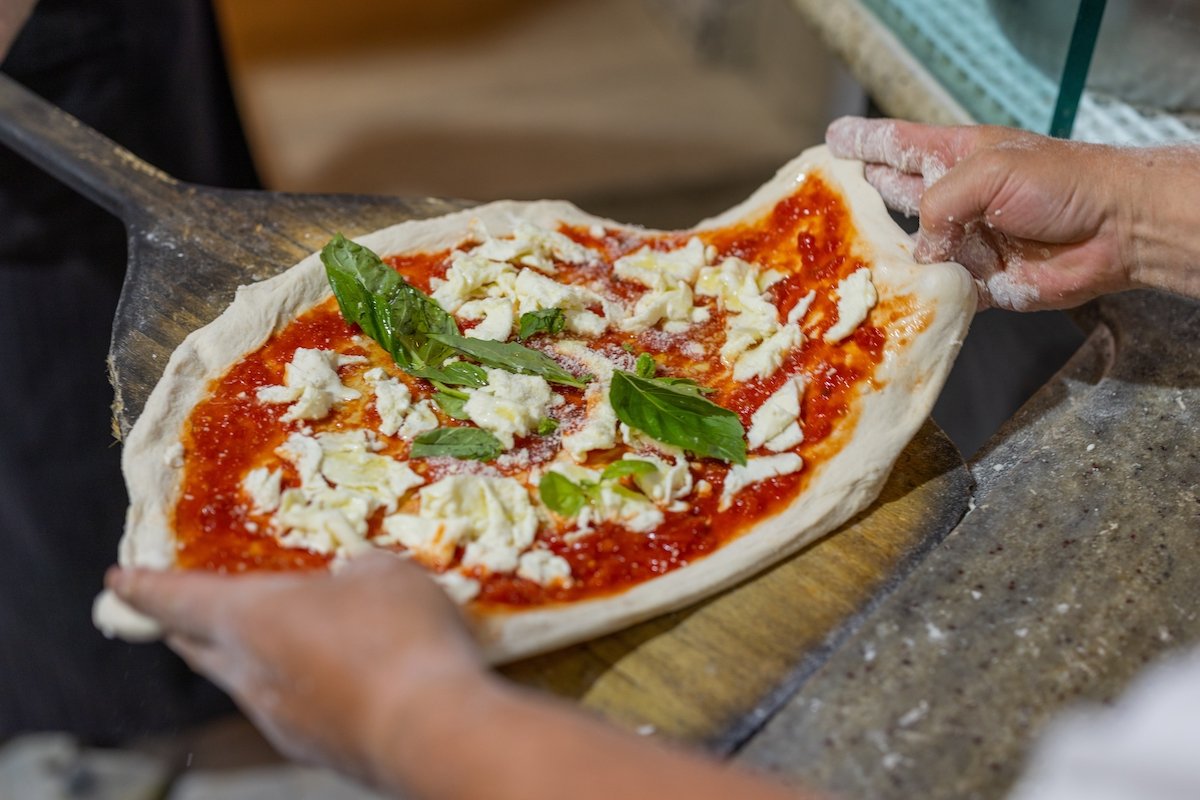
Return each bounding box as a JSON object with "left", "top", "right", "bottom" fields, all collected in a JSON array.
[{"left": 212, "top": 0, "right": 863, "bottom": 227}]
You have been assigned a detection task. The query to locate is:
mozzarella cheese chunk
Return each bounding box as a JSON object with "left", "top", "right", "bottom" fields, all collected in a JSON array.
[
  {"left": 396, "top": 399, "right": 439, "bottom": 440},
  {"left": 547, "top": 463, "right": 665, "bottom": 534},
  {"left": 472, "top": 220, "right": 595, "bottom": 274},
  {"left": 613, "top": 237, "right": 707, "bottom": 288},
  {"left": 513, "top": 268, "right": 608, "bottom": 336},
  {"left": 430, "top": 250, "right": 517, "bottom": 313},
  {"left": 625, "top": 453, "right": 693, "bottom": 506},
  {"left": 824, "top": 267, "right": 877, "bottom": 343},
  {"left": 435, "top": 570, "right": 482, "bottom": 604},
  {"left": 734, "top": 323, "right": 803, "bottom": 382},
  {"left": 786, "top": 289, "right": 817, "bottom": 325},
  {"left": 516, "top": 549, "right": 573, "bottom": 587},
  {"left": 365, "top": 369, "right": 413, "bottom": 437},
  {"left": 553, "top": 341, "right": 622, "bottom": 461},
  {"left": 419, "top": 475, "right": 538, "bottom": 574},
  {"left": 268, "top": 430, "right": 425, "bottom": 559},
  {"left": 747, "top": 375, "right": 806, "bottom": 452},
  {"left": 378, "top": 513, "right": 471, "bottom": 569},
  {"left": 256, "top": 348, "right": 360, "bottom": 423},
  {"left": 719, "top": 453, "right": 804, "bottom": 511},
  {"left": 464, "top": 368, "right": 554, "bottom": 449},
  {"left": 459, "top": 297, "right": 515, "bottom": 341},
  {"left": 242, "top": 466, "right": 282, "bottom": 513}
]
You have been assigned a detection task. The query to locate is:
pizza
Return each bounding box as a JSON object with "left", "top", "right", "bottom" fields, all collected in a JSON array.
[{"left": 94, "top": 145, "right": 974, "bottom": 663}]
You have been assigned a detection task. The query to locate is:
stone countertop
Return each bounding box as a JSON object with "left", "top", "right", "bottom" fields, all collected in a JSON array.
[{"left": 737, "top": 291, "right": 1200, "bottom": 798}]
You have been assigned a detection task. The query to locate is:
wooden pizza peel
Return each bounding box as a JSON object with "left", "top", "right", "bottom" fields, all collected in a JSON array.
[{"left": 0, "top": 73, "right": 972, "bottom": 753}]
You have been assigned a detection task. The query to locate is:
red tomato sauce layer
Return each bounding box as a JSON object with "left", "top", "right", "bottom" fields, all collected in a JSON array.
[{"left": 173, "top": 174, "right": 889, "bottom": 607}]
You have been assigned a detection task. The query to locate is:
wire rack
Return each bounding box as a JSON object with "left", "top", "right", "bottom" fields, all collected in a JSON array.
[{"left": 860, "top": 0, "right": 1200, "bottom": 145}]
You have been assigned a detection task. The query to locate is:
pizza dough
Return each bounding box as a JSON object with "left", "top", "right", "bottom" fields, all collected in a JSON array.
[{"left": 94, "top": 145, "right": 974, "bottom": 662}]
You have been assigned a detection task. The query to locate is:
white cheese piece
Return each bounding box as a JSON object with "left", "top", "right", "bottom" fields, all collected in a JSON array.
[
  {"left": 516, "top": 549, "right": 573, "bottom": 587},
  {"left": 269, "top": 430, "right": 425, "bottom": 559},
  {"left": 625, "top": 453, "right": 693, "bottom": 505},
  {"left": 613, "top": 237, "right": 707, "bottom": 288},
  {"left": 463, "top": 368, "right": 554, "bottom": 449},
  {"left": 562, "top": 382, "right": 618, "bottom": 462},
  {"left": 430, "top": 250, "right": 518, "bottom": 313},
  {"left": 459, "top": 297, "right": 515, "bottom": 341},
  {"left": 733, "top": 323, "right": 803, "bottom": 382},
  {"left": 396, "top": 399, "right": 439, "bottom": 440},
  {"left": 553, "top": 341, "right": 620, "bottom": 461},
  {"left": 746, "top": 375, "right": 806, "bottom": 452},
  {"left": 545, "top": 464, "right": 664, "bottom": 533},
  {"left": 419, "top": 475, "right": 538, "bottom": 574},
  {"left": 435, "top": 570, "right": 481, "bottom": 604},
  {"left": 378, "top": 513, "right": 471, "bottom": 568},
  {"left": 513, "top": 269, "right": 608, "bottom": 336},
  {"left": 620, "top": 282, "right": 699, "bottom": 333},
  {"left": 317, "top": 431, "right": 424, "bottom": 513},
  {"left": 473, "top": 220, "right": 595, "bottom": 273},
  {"left": 256, "top": 348, "right": 360, "bottom": 423},
  {"left": 824, "top": 268, "right": 877, "bottom": 343},
  {"left": 787, "top": 289, "right": 817, "bottom": 325},
  {"left": 366, "top": 372, "right": 412, "bottom": 437},
  {"left": 758, "top": 269, "right": 786, "bottom": 291},
  {"left": 719, "top": 453, "right": 804, "bottom": 511},
  {"left": 242, "top": 467, "right": 283, "bottom": 514}
]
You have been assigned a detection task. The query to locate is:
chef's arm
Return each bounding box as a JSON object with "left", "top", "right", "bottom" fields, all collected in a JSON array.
[
  {"left": 107, "top": 557, "right": 820, "bottom": 800},
  {"left": 826, "top": 116, "right": 1200, "bottom": 311},
  {"left": 0, "top": 0, "right": 37, "bottom": 61}
]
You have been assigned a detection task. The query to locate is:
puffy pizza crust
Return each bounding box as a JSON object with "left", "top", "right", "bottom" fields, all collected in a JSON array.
[{"left": 95, "top": 146, "right": 975, "bottom": 660}]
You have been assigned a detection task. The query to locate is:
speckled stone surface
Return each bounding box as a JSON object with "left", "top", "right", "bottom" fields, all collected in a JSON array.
[{"left": 737, "top": 290, "right": 1200, "bottom": 800}]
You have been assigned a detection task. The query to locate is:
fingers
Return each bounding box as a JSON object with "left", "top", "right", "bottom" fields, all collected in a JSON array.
[
  {"left": 826, "top": 116, "right": 963, "bottom": 179},
  {"left": 863, "top": 165, "right": 924, "bottom": 217},
  {"left": 106, "top": 566, "right": 238, "bottom": 641},
  {"left": 914, "top": 149, "right": 1011, "bottom": 263}
]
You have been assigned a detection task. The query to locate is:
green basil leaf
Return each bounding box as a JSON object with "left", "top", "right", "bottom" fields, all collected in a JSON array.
[
  {"left": 518, "top": 308, "right": 566, "bottom": 340},
  {"left": 410, "top": 427, "right": 502, "bottom": 461},
  {"left": 433, "top": 391, "right": 470, "bottom": 420},
  {"left": 609, "top": 370, "right": 747, "bottom": 464},
  {"left": 655, "top": 376, "right": 714, "bottom": 397},
  {"left": 536, "top": 417, "right": 559, "bottom": 435},
  {"left": 321, "top": 234, "right": 461, "bottom": 371},
  {"left": 600, "top": 458, "right": 658, "bottom": 482},
  {"left": 428, "top": 333, "right": 589, "bottom": 388},
  {"left": 538, "top": 471, "right": 588, "bottom": 517},
  {"left": 634, "top": 353, "right": 657, "bottom": 379}
]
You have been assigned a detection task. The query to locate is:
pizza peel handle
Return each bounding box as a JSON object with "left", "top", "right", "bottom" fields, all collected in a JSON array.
[{"left": 0, "top": 74, "right": 469, "bottom": 435}]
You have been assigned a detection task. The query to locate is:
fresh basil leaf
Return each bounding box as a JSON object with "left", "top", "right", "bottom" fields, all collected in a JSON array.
[
  {"left": 609, "top": 370, "right": 747, "bottom": 464},
  {"left": 536, "top": 417, "right": 559, "bottom": 435},
  {"left": 433, "top": 391, "right": 470, "bottom": 420},
  {"left": 428, "top": 333, "right": 588, "bottom": 388},
  {"left": 634, "top": 353, "right": 657, "bottom": 379},
  {"left": 410, "top": 427, "right": 502, "bottom": 461},
  {"left": 321, "top": 234, "right": 460, "bottom": 371},
  {"left": 655, "top": 376, "right": 714, "bottom": 397},
  {"left": 538, "top": 471, "right": 588, "bottom": 517},
  {"left": 600, "top": 459, "right": 657, "bottom": 482},
  {"left": 414, "top": 360, "right": 487, "bottom": 388},
  {"left": 518, "top": 308, "right": 566, "bottom": 340},
  {"left": 621, "top": 342, "right": 636, "bottom": 354}
]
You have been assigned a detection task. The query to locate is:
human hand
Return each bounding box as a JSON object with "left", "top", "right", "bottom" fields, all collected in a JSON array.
[
  {"left": 0, "top": 0, "right": 38, "bottom": 62},
  {"left": 106, "top": 554, "right": 487, "bottom": 787},
  {"left": 826, "top": 116, "right": 1155, "bottom": 311}
]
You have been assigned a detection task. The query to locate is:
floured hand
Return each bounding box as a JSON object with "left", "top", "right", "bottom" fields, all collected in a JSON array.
[
  {"left": 106, "top": 554, "right": 486, "bottom": 787},
  {"left": 827, "top": 116, "right": 1200, "bottom": 311}
]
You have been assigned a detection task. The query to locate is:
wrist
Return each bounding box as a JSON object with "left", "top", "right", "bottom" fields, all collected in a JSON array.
[{"left": 1118, "top": 144, "right": 1200, "bottom": 299}]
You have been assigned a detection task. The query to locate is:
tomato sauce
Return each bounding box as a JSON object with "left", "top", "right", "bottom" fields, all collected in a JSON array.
[{"left": 172, "top": 174, "right": 892, "bottom": 606}]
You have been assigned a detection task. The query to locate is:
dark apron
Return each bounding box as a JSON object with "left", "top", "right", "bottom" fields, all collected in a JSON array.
[{"left": 0, "top": 0, "right": 258, "bottom": 743}]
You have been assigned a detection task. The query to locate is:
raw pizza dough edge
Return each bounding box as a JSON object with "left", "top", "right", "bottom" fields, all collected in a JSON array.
[{"left": 95, "top": 145, "right": 975, "bottom": 659}]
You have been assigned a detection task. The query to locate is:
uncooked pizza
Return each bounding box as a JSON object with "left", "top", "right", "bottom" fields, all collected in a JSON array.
[{"left": 95, "top": 146, "right": 974, "bottom": 662}]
